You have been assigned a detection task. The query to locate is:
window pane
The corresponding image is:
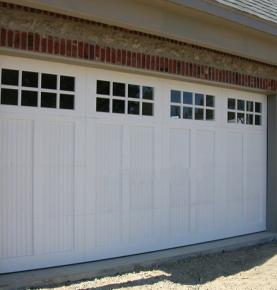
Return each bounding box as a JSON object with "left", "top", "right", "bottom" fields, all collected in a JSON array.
[
  {"left": 246, "top": 101, "right": 253, "bottom": 112},
  {"left": 22, "top": 71, "right": 38, "bottom": 87},
  {"left": 142, "top": 102, "right": 153, "bottom": 116},
  {"left": 228, "top": 111, "right": 236, "bottom": 123},
  {"left": 255, "top": 102, "right": 262, "bottom": 113},
  {"left": 41, "top": 92, "right": 57, "bottom": 108},
  {"left": 60, "top": 76, "right": 75, "bottom": 91},
  {"left": 170, "top": 105, "right": 180, "bottom": 118},
  {"left": 183, "top": 92, "right": 193, "bottom": 104},
  {"left": 96, "top": 98, "right": 109, "bottom": 112},
  {"left": 142, "top": 86, "right": 153, "bottom": 100},
  {"left": 228, "top": 98, "right": 236, "bottom": 110},
  {"left": 97, "top": 80, "right": 110, "bottom": 95},
  {"left": 112, "top": 99, "right": 125, "bottom": 114},
  {"left": 206, "top": 109, "right": 214, "bottom": 120},
  {"left": 21, "top": 90, "right": 38, "bottom": 107},
  {"left": 206, "top": 95, "right": 214, "bottom": 107},
  {"left": 246, "top": 114, "right": 253, "bottom": 125},
  {"left": 41, "top": 73, "right": 57, "bottom": 89},
  {"left": 237, "top": 99, "right": 245, "bottom": 111},
  {"left": 128, "top": 101, "right": 139, "bottom": 115},
  {"left": 113, "top": 82, "right": 125, "bottom": 97},
  {"left": 171, "top": 90, "right": 181, "bottom": 103},
  {"left": 195, "top": 93, "right": 204, "bottom": 106},
  {"left": 255, "top": 115, "right": 261, "bottom": 126},
  {"left": 128, "top": 84, "right": 140, "bottom": 98},
  {"left": 183, "top": 107, "right": 192, "bottom": 119},
  {"left": 1, "top": 69, "right": 19, "bottom": 86},
  {"left": 237, "top": 112, "right": 245, "bottom": 124},
  {"left": 195, "top": 108, "right": 204, "bottom": 120},
  {"left": 1, "top": 88, "right": 18, "bottom": 105},
  {"left": 60, "top": 94, "right": 74, "bottom": 109}
]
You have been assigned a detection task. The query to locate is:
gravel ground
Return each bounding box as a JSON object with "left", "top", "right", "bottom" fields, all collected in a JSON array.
[{"left": 40, "top": 242, "right": 277, "bottom": 290}]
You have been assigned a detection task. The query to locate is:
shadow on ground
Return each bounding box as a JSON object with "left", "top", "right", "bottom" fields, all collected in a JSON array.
[{"left": 45, "top": 242, "right": 277, "bottom": 289}]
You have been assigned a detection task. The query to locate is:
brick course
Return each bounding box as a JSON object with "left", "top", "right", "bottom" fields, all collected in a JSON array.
[{"left": 0, "top": 1, "right": 276, "bottom": 92}]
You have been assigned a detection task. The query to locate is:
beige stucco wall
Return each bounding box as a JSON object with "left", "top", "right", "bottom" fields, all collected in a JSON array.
[{"left": 4, "top": 0, "right": 277, "bottom": 66}]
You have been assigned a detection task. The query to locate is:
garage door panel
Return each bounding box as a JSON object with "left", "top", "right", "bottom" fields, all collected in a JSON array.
[
  {"left": 214, "top": 130, "right": 228, "bottom": 202},
  {"left": 34, "top": 216, "right": 74, "bottom": 255},
  {"left": 170, "top": 174, "right": 190, "bottom": 207},
  {"left": 169, "top": 129, "right": 191, "bottom": 207},
  {"left": 34, "top": 166, "right": 74, "bottom": 217},
  {"left": 94, "top": 124, "right": 123, "bottom": 248},
  {"left": 227, "top": 132, "right": 244, "bottom": 164},
  {"left": 226, "top": 132, "right": 243, "bottom": 202},
  {"left": 129, "top": 126, "right": 154, "bottom": 211},
  {"left": 83, "top": 214, "right": 96, "bottom": 251},
  {"left": 226, "top": 201, "right": 244, "bottom": 230},
  {"left": 129, "top": 210, "right": 153, "bottom": 242},
  {"left": 34, "top": 121, "right": 74, "bottom": 255},
  {"left": 95, "top": 212, "right": 122, "bottom": 248},
  {"left": 34, "top": 121, "right": 74, "bottom": 217},
  {"left": 194, "top": 169, "right": 214, "bottom": 204},
  {"left": 245, "top": 166, "right": 265, "bottom": 200},
  {"left": 95, "top": 124, "right": 122, "bottom": 213},
  {"left": 194, "top": 204, "right": 215, "bottom": 233},
  {"left": 193, "top": 130, "right": 215, "bottom": 204},
  {"left": 170, "top": 206, "right": 190, "bottom": 236},
  {"left": 213, "top": 201, "right": 228, "bottom": 231},
  {"left": 0, "top": 119, "right": 33, "bottom": 259},
  {"left": 244, "top": 133, "right": 266, "bottom": 201},
  {"left": 152, "top": 208, "right": 170, "bottom": 240},
  {"left": 196, "top": 130, "right": 215, "bottom": 166},
  {"left": 35, "top": 121, "right": 75, "bottom": 166},
  {"left": 169, "top": 128, "right": 190, "bottom": 168},
  {"left": 95, "top": 175, "right": 122, "bottom": 211},
  {"left": 245, "top": 198, "right": 264, "bottom": 224},
  {"left": 245, "top": 133, "right": 266, "bottom": 166}
]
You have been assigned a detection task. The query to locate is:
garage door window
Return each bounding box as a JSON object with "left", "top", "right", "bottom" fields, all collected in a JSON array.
[
  {"left": 227, "top": 98, "right": 262, "bottom": 126},
  {"left": 0, "top": 68, "right": 75, "bottom": 110},
  {"left": 170, "top": 90, "right": 215, "bottom": 120},
  {"left": 96, "top": 80, "right": 154, "bottom": 116}
]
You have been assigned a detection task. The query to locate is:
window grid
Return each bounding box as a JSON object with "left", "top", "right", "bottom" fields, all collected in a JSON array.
[
  {"left": 227, "top": 98, "right": 262, "bottom": 126},
  {"left": 170, "top": 90, "right": 215, "bottom": 121},
  {"left": 57, "top": 75, "right": 61, "bottom": 109},
  {"left": 96, "top": 80, "right": 154, "bottom": 116},
  {"left": 38, "top": 72, "right": 42, "bottom": 107},
  {"left": 18, "top": 70, "right": 22, "bottom": 107},
  {"left": 0, "top": 68, "right": 75, "bottom": 110}
]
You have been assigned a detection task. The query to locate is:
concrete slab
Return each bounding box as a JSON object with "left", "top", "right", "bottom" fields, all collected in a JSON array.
[{"left": 0, "top": 231, "right": 276, "bottom": 289}]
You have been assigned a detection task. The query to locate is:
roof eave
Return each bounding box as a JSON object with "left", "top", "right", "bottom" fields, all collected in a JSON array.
[{"left": 165, "top": 0, "right": 277, "bottom": 37}]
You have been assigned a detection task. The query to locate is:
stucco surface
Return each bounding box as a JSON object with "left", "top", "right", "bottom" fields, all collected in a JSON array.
[{"left": 0, "top": 6, "right": 276, "bottom": 80}]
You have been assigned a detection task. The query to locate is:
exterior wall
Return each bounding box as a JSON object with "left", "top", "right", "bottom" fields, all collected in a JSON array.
[
  {"left": 267, "top": 94, "right": 277, "bottom": 232},
  {"left": 4, "top": 0, "right": 277, "bottom": 65},
  {"left": 0, "top": 4, "right": 274, "bottom": 77},
  {"left": 0, "top": 2, "right": 276, "bottom": 93}
]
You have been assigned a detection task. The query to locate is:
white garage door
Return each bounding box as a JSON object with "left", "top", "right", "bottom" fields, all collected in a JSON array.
[{"left": 0, "top": 56, "right": 267, "bottom": 273}]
